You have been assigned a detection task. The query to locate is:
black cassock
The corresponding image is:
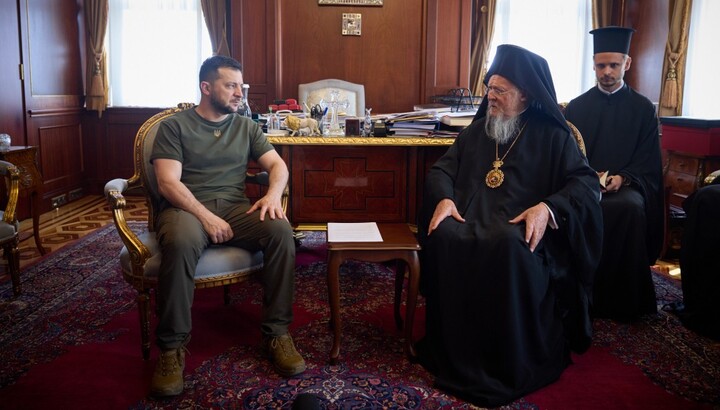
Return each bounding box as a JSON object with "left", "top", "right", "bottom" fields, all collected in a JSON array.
[
  {"left": 564, "top": 84, "right": 664, "bottom": 320},
  {"left": 679, "top": 184, "right": 720, "bottom": 340},
  {"left": 417, "top": 109, "right": 602, "bottom": 407}
]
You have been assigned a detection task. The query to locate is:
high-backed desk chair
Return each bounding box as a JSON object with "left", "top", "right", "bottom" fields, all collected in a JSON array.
[
  {"left": 298, "top": 79, "right": 365, "bottom": 117},
  {"left": 104, "top": 103, "right": 289, "bottom": 359}
]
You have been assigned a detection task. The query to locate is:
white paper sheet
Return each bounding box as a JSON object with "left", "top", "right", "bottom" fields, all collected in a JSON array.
[{"left": 327, "top": 222, "right": 383, "bottom": 242}]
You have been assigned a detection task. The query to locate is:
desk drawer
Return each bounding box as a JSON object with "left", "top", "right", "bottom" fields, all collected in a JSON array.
[
  {"left": 668, "top": 155, "right": 700, "bottom": 173},
  {"left": 665, "top": 169, "right": 698, "bottom": 195}
]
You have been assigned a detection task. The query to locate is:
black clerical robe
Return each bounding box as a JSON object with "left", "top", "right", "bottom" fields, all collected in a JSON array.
[
  {"left": 417, "top": 110, "right": 602, "bottom": 407},
  {"left": 679, "top": 184, "right": 720, "bottom": 340},
  {"left": 564, "top": 84, "right": 663, "bottom": 320}
]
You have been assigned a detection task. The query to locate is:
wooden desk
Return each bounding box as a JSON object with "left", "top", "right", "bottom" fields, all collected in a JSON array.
[
  {"left": 267, "top": 136, "right": 453, "bottom": 228},
  {"left": 326, "top": 223, "right": 421, "bottom": 364},
  {"left": 0, "top": 146, "right": 44, "bottom": 255}
]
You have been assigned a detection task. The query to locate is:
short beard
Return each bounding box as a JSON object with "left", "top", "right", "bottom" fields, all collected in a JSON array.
[
  {"left": 210, "top": 94, "right": 238, "bottom": 115},
  {"left": 485, "top": 114, "right": 521, "bottom": 144}
]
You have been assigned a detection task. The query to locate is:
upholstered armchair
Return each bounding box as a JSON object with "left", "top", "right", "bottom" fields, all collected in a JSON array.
[
  {"left": 104, "top": 103, "right": 290, "bottom": 360},
  {"left": 298, "top": 79, "right": 366, "bottom": 117},
  {"left": 0, "top": 160, "right": 21, "bottom": 296}
]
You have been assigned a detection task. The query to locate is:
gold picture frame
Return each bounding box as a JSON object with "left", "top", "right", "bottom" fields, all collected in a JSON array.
[{"left": 319, "top": 0, "right": 383, "bottom": 6}]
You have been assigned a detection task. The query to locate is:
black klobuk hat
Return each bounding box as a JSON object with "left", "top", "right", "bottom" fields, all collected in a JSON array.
[{"left": 590, "top": 26, "right": 635, "bottom": 54}]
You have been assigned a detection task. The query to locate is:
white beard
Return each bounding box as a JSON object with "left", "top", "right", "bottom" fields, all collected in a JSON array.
[{"left": 485, "top": 114, "right": 521, "bottom": 145}]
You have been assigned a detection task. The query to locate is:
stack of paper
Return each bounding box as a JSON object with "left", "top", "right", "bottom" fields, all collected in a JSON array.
[
  {"left": 439, "top": 110, "right": 477, "bottom": 127},
  {"left": 327, "top": 222, "right": 383, "bottom": 242},
  {"left": 386, "top": 112, "right": 439, "bottom": 137}
]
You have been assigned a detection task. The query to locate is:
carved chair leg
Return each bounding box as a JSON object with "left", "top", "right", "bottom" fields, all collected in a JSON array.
[
  {"left": 5, "top": 243, "right": 21, "bottom": 296},
  {"left": 224, "top": 285, "right": 231, "bottom": 305},
  {"left": 137, "top": 290, "right": 152, "bottom": 360}
]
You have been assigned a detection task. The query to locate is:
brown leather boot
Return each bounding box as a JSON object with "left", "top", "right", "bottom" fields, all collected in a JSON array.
[
  {"left": 150, "top": 346, "right": 186, "bottom": 397},
  {"left": 262, "top": 333, "right": 306, "bottom": 377}
]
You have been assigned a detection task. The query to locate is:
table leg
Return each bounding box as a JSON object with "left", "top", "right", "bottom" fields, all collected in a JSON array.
[
  {"left": 327, "top": 253, "right": 343, "bottom": 364},
  {"left": 404, "top": 252, "right": 420, "bottom": 359},
  {"left": 394, "top": 260, "right": 405, "bottom": 331},
  {"left": 31, "top": 191, "right": 45, "bottom": 255}
]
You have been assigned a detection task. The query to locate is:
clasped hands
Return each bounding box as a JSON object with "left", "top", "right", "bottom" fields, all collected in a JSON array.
[{"left": 427, "top": 198, "right": 549, "bottom": 252}]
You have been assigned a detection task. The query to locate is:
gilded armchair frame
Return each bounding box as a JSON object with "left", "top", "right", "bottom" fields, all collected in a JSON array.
[{"left": 1, "top": 160, "right": 21, "bottom": 296}]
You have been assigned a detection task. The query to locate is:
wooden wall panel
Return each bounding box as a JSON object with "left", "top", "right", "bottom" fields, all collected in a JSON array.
[
  {"left": 34, "top": 117, "right": 83, "bottom": 198},
  {"left": 275, "top": 0, "right": 423, "bottom": 114},
  {"left": 423, "top": 0, "right": 472, "bottom": 103},
  {"left": 231, "top": 0, "right": 277, "bottom": 115},
  {"left": 623, "top": 0, "right": 669, "bottom": 103},
  {"left": 82, "top": 108, "right": 162, "bottom": 194}
]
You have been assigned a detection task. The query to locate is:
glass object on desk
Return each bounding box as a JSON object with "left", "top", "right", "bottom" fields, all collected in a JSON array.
[
  {"left": 240, "top": 84, "right": 252, "bottom": 118},
  {"left": 324, "top": 89, "right": 349, "bottom": 136},
  {"left": 0, "top": 134, "right": 11, "bottom": 152}
]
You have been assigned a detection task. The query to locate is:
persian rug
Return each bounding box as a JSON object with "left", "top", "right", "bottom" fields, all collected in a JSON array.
[{"left": 0, "top": 223, "right": 718, "bottom": 409}]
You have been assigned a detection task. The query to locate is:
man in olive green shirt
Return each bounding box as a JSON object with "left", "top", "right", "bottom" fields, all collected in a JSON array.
[{"left": 149, "top": 55, "right": 305, "bottom": 397}]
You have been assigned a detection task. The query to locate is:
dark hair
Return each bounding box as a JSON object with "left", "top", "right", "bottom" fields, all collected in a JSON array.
[{"left": 199, "top": 55, "right": 243, "bottom": 84}]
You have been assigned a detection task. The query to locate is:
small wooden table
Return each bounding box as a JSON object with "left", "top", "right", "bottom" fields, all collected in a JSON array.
[
  {"left": 326, "top": 223, "right": 421, "bottom": 364},
  {"left": 0, "top": 146, "right": 44, "bottom": 255}
]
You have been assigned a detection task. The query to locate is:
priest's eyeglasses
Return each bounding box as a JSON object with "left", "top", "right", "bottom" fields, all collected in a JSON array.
[{"left": 486, "top": 86, "right": 511, "bottom": 96}]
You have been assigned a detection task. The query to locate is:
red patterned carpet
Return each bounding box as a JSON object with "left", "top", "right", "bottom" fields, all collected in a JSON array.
[{"left": 0, "top": 222, "right": 718, "bottom": 409}]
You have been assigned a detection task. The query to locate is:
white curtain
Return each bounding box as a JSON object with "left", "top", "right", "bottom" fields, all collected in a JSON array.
[
  {"left": 107, "top": 0, "right": 213, "bottom": 107},
  {"left": 487, "top": 0, "right": 594, "bottom": 103},
  {"left": 682, "top": 0, "right": 720, "bottom": 118}
]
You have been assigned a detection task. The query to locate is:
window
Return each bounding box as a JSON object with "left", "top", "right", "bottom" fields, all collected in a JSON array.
[
  {"left": 682, "top": 0, "right": 720, "bottom": 118},
  {"left": 488, "top": 0, "right": 594, "bottom": 103},
  {"left": 108, "top": 0, "right": 213, "bottom": 108}
]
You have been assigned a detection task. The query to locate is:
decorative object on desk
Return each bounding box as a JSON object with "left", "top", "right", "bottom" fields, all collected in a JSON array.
[
  {"left": 362, "top": 108, "right": 373, "bottom": 137},
  {"left": 265, "top": 109, "right": 286, "bottom": 135},
  {"left": 0, "top": 134, "right": 11, "bottom": 152},
  {"left": 324, "top": 89, "right": 349, "bottom": 136},
  {"left": 342, "top": 13, "right": 362, "bottom": 36},
  {"left": 345, "top": 117, "right": 360, "bottom": 136},
  {"left": 373, "top": 120, "right": 387, "bottom": 137},
  {"left": 285, "top": 115, "right": 321, "bottom": 136},
  {"left": 299, "top": 79, "right": 365, "bottom": 117},
  {"left": 319, "top": 0, "right": 382, "bottom": 5}
]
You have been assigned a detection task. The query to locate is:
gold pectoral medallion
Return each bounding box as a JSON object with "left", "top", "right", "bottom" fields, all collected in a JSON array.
[
  {"left": 485, "top": 121, "right": 528, "bottom": 189},
  {"left": 486, "top": 160, "right": 504, "bottom": 188},
  {"left": 214, "top": 129, "right": 222, "bottom": 138}
]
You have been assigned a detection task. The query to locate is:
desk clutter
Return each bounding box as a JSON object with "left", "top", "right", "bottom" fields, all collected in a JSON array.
[{"left": 255, "top": 88, "right": 480, "bottom": 138}]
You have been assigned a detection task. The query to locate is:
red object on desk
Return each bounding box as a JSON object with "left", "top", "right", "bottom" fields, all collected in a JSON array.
[{"left": 661, "top": 117, "right": 720, "bottom": 156}]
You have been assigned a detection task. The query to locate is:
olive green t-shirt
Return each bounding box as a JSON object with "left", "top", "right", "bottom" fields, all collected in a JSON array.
[{"left": 150, "top": 108, "right": 274, "bottom": 205}]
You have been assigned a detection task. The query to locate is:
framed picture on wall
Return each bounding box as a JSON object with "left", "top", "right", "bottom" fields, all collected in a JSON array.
[{"left": 318, "top": 0, "right": 383, "bottom": 6}]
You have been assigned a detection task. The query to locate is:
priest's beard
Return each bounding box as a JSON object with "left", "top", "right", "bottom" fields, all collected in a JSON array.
[{"left": 485, "top": 114, "right": 522, "bottom": 145}]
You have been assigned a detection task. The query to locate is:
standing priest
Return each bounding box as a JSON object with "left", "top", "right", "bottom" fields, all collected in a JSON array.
[
  {"left": 564, "top": 26, "right": 664, "bottom": 321},
  {"left": 416, "top": 44, "right": 603, "bottom": 407}
]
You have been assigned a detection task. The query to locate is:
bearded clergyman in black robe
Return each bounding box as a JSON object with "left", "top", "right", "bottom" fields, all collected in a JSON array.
[
  {"left": 564, "top": 27, "right": 664, "bottom": 321},
  {"left": 416, "top": 44, "right": 603, "bottom": 407}
]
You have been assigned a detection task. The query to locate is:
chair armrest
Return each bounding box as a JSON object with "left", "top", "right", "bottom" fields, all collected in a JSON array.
[
  {"left": 0, "top": 160, "right": 20, "bottom": 223},
  {"left": 104, "top": 178, "right": 152, "bottom": 268},
  {"left": 704, "top": 170, "right": 720, "bottom": 186},
  {"left": 246, "top": 171, "right": 289, "bottom": 214}
]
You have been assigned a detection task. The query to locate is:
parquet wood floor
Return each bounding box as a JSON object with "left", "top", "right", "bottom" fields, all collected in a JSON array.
[{"left": 16, "top": 195, "right": 147, "bottom": 269}]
